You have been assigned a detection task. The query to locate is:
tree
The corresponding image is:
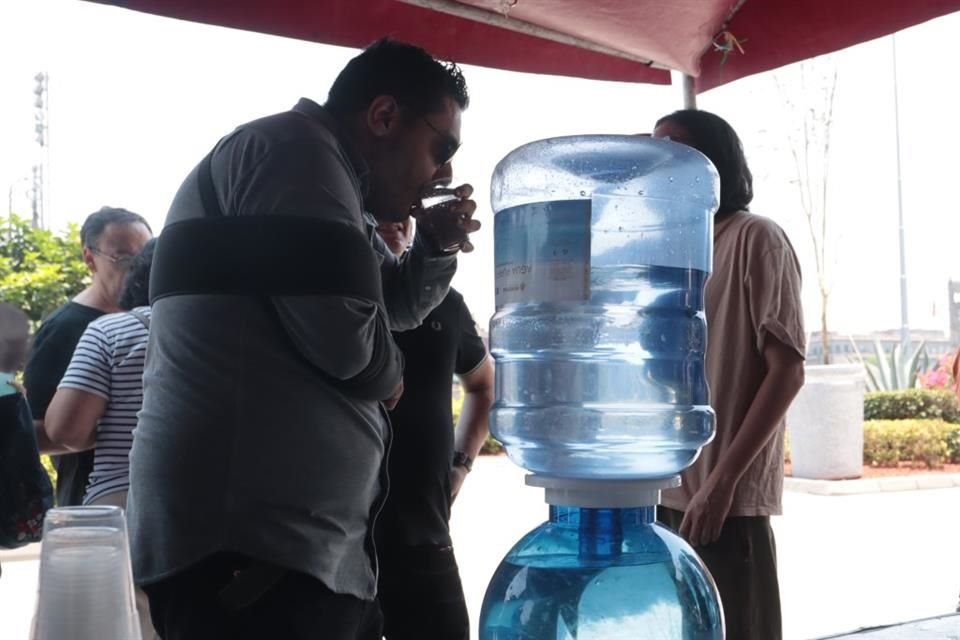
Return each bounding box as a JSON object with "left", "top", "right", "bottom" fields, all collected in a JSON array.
[
  {"left": 776, "top": 61, "right": 839, "bottom": 364},
  {"left": 0, "top": 214, "right": 88, "bottom": 325}
]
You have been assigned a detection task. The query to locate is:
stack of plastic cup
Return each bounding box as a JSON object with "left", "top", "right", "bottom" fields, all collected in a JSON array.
[{"left": 31, "top": 506, "right": 142, "bottom": 640}]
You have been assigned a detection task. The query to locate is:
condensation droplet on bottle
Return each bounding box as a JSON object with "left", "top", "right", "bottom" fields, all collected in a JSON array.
[
  {"left": 579, "top": 190, "right": 587, "bottom": 197},
  {"left": 668, "top": 176, "right": 674, "bottom": 183}
]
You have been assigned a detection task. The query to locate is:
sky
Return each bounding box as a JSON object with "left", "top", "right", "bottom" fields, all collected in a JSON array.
[{"left": 2, "top": 0, "right": 959, "bottom": 338}]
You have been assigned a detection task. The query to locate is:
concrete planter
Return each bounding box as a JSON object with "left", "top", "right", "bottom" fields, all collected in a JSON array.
[{"left": 786, "top": 363, "right": 865, "bottom": 480}]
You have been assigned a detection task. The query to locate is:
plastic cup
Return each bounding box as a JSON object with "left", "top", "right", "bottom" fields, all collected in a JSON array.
[
  {"left": 31, "top": 506, "right": 141, "bottom": 640},
  {"left": 416, "top": 177, "right": 472, "bottom": 252},
  {"left": 420, "top": 186, "right": 460, "bottom": 210}
]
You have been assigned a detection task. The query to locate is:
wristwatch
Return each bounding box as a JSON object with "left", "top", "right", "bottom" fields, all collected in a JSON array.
[{"left": 452, "top": 450, "right": 474, "bottom": 472}]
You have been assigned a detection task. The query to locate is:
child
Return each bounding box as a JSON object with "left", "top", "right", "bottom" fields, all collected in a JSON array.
[{"left": 0, "top": 302, "right": 53, "bottom": 554}]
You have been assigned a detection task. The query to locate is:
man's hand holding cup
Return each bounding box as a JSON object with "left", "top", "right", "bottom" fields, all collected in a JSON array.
[{"left": 412, "top": 180, "right": 480, "bottom": 254}]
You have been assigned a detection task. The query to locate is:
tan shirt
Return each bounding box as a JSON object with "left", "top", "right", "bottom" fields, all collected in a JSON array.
[{"left": 662, "top": 211, "right": 805, "bottom": 517}]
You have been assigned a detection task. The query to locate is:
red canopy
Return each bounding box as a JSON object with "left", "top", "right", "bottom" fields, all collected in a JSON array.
[{"left": 84, "top": 0, "right": 960, "bottom": 90}]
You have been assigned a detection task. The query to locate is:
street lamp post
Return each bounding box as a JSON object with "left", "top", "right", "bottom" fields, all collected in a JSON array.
[
  {"left": 32, "top": 71, "right": 49, "bottom": 229},
  {"left": 892, "top": 36, "right": 910, "bottom": 353}
]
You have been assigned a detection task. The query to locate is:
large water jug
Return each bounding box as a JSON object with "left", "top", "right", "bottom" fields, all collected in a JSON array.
[
  {"left": 490, "top": 135, "right": 719, "bottom": 479},
  {"left": 479, "top": 505, "right": 724, "bottom": 639}
]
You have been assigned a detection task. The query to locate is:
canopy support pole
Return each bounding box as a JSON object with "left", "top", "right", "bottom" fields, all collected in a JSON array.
[
  {"left": 892, "top": 35, "right": 910, "bottom": 353},
  {"left": 682, "top": 74, "right": 697, "bottom": 109}
]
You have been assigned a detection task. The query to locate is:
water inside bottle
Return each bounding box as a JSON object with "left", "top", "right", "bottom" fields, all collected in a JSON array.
[
  {"left": 480, "top": 507, "right": 723, "bottom": 639},
  {"left": 491, "top": 197, "right": 714, "bottom": 479},
  {"left": 482, "top": 561, "right": 710, "bottom": 639}
]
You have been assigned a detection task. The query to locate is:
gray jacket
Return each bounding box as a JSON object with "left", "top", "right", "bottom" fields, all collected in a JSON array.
[{"left": 127, "top": 99, "right": 456, "bottom": 599}]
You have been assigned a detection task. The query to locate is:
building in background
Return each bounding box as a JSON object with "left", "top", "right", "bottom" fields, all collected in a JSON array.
[{"left": 807, "top": 329, "right": 954, "bottom": 364}]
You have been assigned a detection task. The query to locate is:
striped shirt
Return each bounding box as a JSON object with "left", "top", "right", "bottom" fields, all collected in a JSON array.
[{"left": 58, "top": 307, "right": 150, "bottom": 504}]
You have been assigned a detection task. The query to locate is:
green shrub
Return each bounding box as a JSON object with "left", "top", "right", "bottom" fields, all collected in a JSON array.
[
  {"left": 863, "top": 420, "right": 953, "bottom": 468},
  {"left": 480, "top": 434, "right": 504, "bottom": 455},
  {"left": 945, "top": 424, "right": 960, "bottom": 464},
  {"left": 863, "top": 422, "right": 901, "bottom": 467},
  {"left": 863, "top": 389, "right": 960, "bottom": 423},
  {"left": 41, "top": 454, "right": 57, "bottom": 499},
  {"left": 451, "top": 386, "right": 503, "bottom": 456},
  {"left": 0, "top": 215, "right": 88, "bottom": 326}
]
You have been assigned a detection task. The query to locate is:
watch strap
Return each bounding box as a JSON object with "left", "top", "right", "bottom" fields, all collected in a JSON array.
[{"left": 452, "top": 450, "right": 474, "bottom": 472}]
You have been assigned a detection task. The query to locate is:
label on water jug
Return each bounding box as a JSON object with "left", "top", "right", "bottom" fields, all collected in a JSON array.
[{"left": 494, "top": 200, "right": 590, "bottom": 307}]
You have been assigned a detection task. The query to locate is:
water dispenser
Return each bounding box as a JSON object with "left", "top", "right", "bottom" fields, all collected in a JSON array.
[{"left": 480, "top": 135, "right": 724, "bottom": 639}]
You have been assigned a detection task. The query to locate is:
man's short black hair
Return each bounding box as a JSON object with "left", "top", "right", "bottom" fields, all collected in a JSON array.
[
  {"left": 326, "top": 39, "right": 469, "bottom": 119},
  {"left": 118, "top": 238, "right": 157, "bottom": 311},
  {"left": 80, "top": 206, "right": 152, "bottom": 249},
  {"left": 655, "top": 110, "right": 753, "bottom": 217}
]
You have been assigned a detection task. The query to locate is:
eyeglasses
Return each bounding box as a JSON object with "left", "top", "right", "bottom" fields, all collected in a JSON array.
[
  {"left": 419, "top": 115, "right": 461, "bottom": 167},
  {"left": 89, "top": 247, "right": 136, "bottom": 269}
]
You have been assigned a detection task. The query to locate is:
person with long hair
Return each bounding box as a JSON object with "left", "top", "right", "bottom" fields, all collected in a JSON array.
[{"left": 653, "top": 110, "right": 807, "bottom": 640}]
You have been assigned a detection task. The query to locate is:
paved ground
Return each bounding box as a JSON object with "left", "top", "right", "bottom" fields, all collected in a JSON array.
[
  {"left": 823, "top": 614, "right": 960, "bottom": 639},
  {"left": 452, "top": 458, "right": 960, "bottom": 639},
  {"left": 2, "top": 456, "right": 959, "bottom": 639}
]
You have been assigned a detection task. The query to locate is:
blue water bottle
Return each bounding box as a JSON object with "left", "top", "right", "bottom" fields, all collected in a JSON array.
[{"left": 481, "top": 136, "right": 724, "bottom": 639}]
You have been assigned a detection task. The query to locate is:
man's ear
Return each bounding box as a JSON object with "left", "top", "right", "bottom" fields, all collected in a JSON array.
[
  {"left": 81, "top": 246, "right": 97, "bottom": 273},
  {"left": 366, "top": 95, "right": 399, "bottom": 138}
]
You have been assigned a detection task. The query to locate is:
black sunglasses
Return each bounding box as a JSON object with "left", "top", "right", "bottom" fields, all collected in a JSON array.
[{"left": 419, "top": 115, "right": 461, "bottom": 166}]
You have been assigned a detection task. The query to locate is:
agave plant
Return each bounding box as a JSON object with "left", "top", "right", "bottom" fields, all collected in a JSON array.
[{"left": 852, "top": 338, "right": 930, "bottom": 392}]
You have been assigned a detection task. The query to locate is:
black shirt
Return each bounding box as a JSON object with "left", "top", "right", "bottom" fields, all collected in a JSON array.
[
  {"left": 23, "top": 301, "right": 104, "bottom": 506},
  {"left": 375, "top": 289, "right": 487, "bottom": 548}
]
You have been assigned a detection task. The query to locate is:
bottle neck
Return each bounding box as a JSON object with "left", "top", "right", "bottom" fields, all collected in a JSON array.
[
  {"left": 549, "top": 506, "right": 656, "bottom": 558},
  {"left": 549, "top": 505, "right": 656, "bottom": 525}
]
